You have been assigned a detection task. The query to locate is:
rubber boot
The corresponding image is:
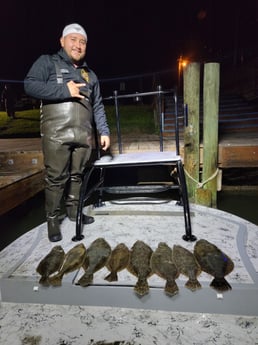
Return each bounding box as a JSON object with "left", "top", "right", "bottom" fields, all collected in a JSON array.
[
  {"left": 45, "top": 188, "right": 63, "bottom": 242},
  {"left": 47, "top": 215, "right": 62, "bottom": 242},
  {"left": 66, "top": 204, "right": 94, "bottom": 224},
  {"left": 66, "top": 176, "right": 94, "bottom": 224}
]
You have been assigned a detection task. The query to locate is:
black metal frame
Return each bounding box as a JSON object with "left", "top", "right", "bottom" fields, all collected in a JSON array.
[{"left": 72, "top": 86, "right": 197, "bottom": 242}]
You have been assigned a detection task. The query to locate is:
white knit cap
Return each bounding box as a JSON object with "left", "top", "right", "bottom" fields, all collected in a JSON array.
[{"left": 62, "top": 23, "right": 87, "bottom": 40}]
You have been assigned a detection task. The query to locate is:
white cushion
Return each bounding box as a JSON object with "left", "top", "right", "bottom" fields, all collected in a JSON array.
[{"left": 94, "top": 151, "right": 181, "bottom": 167}]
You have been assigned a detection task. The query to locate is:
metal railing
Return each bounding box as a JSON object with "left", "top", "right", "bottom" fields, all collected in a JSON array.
[{"left": 103, "top": 86, "right": 180, "bottom": 154}]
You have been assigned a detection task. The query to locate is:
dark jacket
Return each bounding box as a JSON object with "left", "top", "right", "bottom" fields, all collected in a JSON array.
[{"left": 24, "top": 49, "right": 109, "bottom": 136}]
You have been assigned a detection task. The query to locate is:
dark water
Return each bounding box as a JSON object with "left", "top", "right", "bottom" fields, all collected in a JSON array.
[
  {"left": 217, "top": 189, "right": 258, "bottom": 225},
  {"left": 0, "top": 187, "right": 258, "bottom": 252},
  {"left": 0, "top": 191, "right": 46, "bottom": 251}
]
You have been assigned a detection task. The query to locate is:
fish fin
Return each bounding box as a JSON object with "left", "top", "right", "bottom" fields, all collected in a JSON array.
[
  {"left": 104, "top": 272, "right": 118, "bottom": 282},
  {"left": 165, "top": 280, "right": 179, "bottom": 296},
  {"left": 38, "top": 276, "right": 50, "bottom": 287},
  {"left": 210, "top": 277, "right": 232, "bottom": 292},
  {"left": 78, "top": 273, "right": 94, "bottom": 287},
  {"left": 134, "top": 278, "right": 149, "bottom": 296},
  {"left": 185, "top": 279, "right": 202, "bottom": 292},
  {"left": 48, "top": 274, "right": 62, "bottom": 287}
]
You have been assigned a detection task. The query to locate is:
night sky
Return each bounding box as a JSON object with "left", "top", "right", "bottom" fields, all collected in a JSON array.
[{"left": 0, "top": 0, "right": 257, "bottom": 83}]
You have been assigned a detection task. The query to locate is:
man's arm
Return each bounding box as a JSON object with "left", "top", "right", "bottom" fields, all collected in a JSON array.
[{"left": 24, "top": 55, "right": 71, "bottom": 101}]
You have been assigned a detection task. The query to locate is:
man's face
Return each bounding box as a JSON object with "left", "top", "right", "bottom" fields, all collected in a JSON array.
[{"left": 60, "top": 33, "right": 87, "bottom": 64}]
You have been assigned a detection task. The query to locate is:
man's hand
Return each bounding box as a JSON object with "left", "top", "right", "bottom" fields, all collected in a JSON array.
[
  {"left": 67, "top": 80, "right": 85, "bottom": 99},
  {"left": 100, "top": 135, "right": 110, "bottom": 151}
]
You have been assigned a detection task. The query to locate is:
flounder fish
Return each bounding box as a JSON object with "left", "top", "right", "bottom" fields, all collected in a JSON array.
[
  {"left": 104, "top": 243, "right": 130, "bottom": 282},
  {"left": 36, "top": 245, "right": 65, "bottom": 286},
  {"left": 77, "top": 238, "right": 111, "bottom": 287},
  {"left": 150, "top": 242, "right": 179, "bottom": 296},
  {"left": 48, "top": 243, "right": 87, "bottom": 286},
  {"left": 172, "top": 244, "right": 202, "bottom": 291},
  {"left": 127, "top": 240, "right": 153, "bottom": 296},
  {"left": 194, "top": 239, "right": 234, "bottom": 292}
]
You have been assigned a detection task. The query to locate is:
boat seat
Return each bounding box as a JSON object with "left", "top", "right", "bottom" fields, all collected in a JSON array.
[
  {"left": 95, "top": 151, "right": 181, "bottom": 166},
  {"left": 72, "top": 86, "right": 197, "bottom": 242}
]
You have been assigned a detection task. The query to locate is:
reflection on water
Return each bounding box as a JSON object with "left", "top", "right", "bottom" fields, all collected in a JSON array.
[
  {"left": 0, "top": 191, "right": 45, "bottom": 251},
  {"left": 0, "top": 188, "right": 258, "bottom": 251},
  {"left": 217, "top": 189, "right": 258, "bottom": 226}
]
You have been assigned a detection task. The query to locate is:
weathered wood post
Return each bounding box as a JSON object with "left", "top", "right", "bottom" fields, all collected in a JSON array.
[
  {"left": 202, "top": 62, "right": 220, "bottom": 207},
  {"left": 183, "top": 63, "right": 200, "bottom": 202}
]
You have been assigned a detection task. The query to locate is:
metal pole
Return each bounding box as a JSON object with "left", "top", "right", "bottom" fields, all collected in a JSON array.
[
  {"left": 114, "top": 90, "right": 122, "bottom": 154},
  {"left": 174, "top": 92, "right": 180, "bottom": 155},
  {"left": 157, "top": 85, "right": 163, "bottom": 151}
]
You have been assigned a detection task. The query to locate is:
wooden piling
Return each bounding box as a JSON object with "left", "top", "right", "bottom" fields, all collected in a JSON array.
[
  {"left": 202, "top": 63, "right": 220, "bottom": 207},
  {"left": 183, "top": 63, "right": 201, "bottom": 202}
]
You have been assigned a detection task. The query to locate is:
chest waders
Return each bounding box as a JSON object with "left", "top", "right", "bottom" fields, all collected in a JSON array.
[{"left": 42, "top": 58, "right": 94, "bottom": 242}]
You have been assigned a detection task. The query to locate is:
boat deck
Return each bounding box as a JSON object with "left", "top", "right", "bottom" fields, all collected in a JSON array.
[{"left": 0, "top": 199, "right": 258, "bottom": 344}]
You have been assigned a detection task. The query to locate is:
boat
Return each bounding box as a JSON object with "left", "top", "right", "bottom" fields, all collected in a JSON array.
[
  {"left": 0, "top": 197, "right": 258, "bottom": 344},
  {"left": 1, "top": 87, "right": 258, "bottom": 344}
]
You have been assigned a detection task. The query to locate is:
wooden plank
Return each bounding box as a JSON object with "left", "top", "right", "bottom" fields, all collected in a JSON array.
[
  {"left": 0, "top": 151, "right": 43, "bottom": 171},
  {"left": 218, "top": 145, "right": 258, "bottom": 168},
  {"left": 202, "top": 63, "right": 220, "bottom": 207},
  {"left": 0, "top": 170, "right": 45, "bottom": 215},
  {"left": 183, "top": 62, "right": 201, "bottom": 201},
  {"left": 0, "top": 138, "right": 42, "bottom": 152}
]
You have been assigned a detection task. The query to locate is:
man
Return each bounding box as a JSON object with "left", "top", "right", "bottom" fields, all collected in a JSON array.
[{"left": 24, "top": 23, "right": 110, "bottom": 242}]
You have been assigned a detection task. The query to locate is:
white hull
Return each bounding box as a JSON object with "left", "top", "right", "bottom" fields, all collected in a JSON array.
[{"left": 1, "top": 198, "right": 258, "bottom": 344}]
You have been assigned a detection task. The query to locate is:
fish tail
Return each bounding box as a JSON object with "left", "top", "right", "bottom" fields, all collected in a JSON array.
[
  {"left": 210, "top": 277, "right": 232, "bottom": 292},
  {"left": 134, "top": 278, "right": 149, "bottom": 296},
  {"left": 104, "top": 272, "right": 118, "bottom": 282},
  {"left": 78, "top": 273, "right": 94, "bottom": 287},
  {"left": 165, "top": 280, "right": 179, "bottom": 296},
  {"left": 39, "top": 276, "right": 50, "bottom": 287},
  {"left": 185, "top": 279, "right": 202, "bottom": 292},
  {"left": 48, "top": 274, "right": 63, "bottom": 287}
]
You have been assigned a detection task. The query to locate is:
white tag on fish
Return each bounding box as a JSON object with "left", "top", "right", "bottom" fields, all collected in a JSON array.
[{"left": 217, "top": 293, "right": 223, "bottom": 299}]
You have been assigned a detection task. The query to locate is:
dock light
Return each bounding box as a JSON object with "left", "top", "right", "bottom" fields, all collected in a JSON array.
[
  {"left": 178, "top": 55, "right": 189, "bottom": 72},
  {"left": 178, "top": 56, "right": 189, "bottom": 92}
]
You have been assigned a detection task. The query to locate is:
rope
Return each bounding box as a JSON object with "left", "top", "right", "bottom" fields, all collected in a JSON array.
[{"left": 184, "top": 167, "right": 219, "bottom": 189}]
